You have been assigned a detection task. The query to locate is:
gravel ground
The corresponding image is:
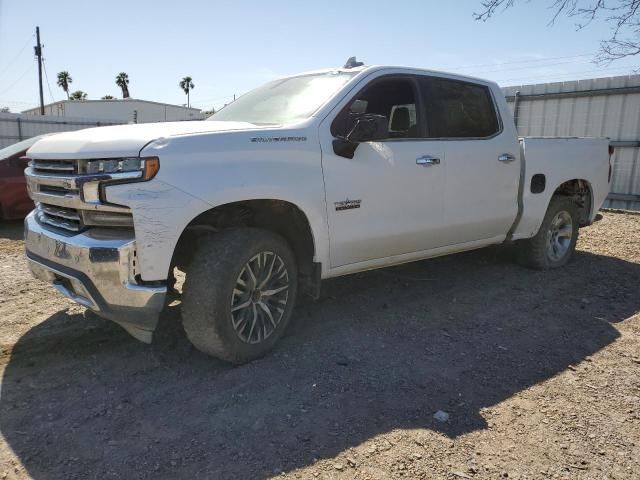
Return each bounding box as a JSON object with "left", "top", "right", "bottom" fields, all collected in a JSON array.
[{"left": 0, "top": 211, "right": 638, "bottom": 480}]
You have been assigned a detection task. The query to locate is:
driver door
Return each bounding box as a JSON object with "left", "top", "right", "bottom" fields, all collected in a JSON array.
[{"left": 319, "top": 74, "right": 446, "bottom": 268}]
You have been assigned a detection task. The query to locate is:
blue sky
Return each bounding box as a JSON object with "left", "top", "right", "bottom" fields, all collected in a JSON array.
[{"left": 0, "top": 0, "right": 638, "bottom": 112}]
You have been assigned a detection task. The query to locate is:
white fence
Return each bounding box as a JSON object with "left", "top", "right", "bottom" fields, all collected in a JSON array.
[
  {"left": 0, "top": 112, "right": 123, "bottom": 148},
  {"left": 503, "top": 74, "right": 640, "bottom": 211}
]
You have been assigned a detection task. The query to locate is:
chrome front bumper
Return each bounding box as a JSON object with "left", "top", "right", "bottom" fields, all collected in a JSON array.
[{"left": 24, "top": 211, "right": 167, "bottom": 343}]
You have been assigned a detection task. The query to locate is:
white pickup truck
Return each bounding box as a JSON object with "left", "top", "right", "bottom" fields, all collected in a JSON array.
[{"left": 24, "top": 63, "right": 612, "bottom": 363}]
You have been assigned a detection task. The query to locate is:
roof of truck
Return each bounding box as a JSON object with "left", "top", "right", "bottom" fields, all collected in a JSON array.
[{"left": 285, "top": 64, "right": 497, "bottom": 87}]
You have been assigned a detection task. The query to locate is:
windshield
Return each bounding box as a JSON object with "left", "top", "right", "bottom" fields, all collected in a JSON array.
[{"left": 208, "top": 71, "right": 357, "bottom": 125}]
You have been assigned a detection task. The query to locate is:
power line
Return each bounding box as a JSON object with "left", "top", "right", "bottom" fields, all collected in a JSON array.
[
  {"left": 444, "top": 53, "right": 593, "bottom": 71},
  {"left": 196, "top": 56, "right": 598, "bottom": 105},
  {"left": 0, "top": 34, "right": 34, "bottom": 81},
  {"left": 42, "top": 58, "right": 56, "bottom": 103},
  {"left": 0, "top": 62, "right": 35, "bottom": 96},
  {"left": 471, "top": 59, "right": 594, "bottom": 75},
  {"left": 0, "top": 99, "right": 39, "bottom": 106}
]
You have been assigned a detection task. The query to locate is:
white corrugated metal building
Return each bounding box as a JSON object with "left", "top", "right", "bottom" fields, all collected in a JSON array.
[
  {"left": 502, "top": 74, "right": 640, "bottom": 211},
  {"left": 0, "top": 112, "right": 122, "bottom": 148},
  {"left": 21, "top": 98, "right": 205, "bottom": 124}
]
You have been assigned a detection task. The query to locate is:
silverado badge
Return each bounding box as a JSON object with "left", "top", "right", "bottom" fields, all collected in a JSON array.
[{"left": 334, "top": 199, "right": 362, "bottom": 211}]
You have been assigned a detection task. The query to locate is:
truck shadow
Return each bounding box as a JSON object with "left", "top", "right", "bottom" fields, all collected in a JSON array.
[{"left": 1, "top": 248, "right": 638, "bottom": 479}]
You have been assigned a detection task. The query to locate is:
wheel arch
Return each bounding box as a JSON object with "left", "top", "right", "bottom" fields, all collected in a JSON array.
[
  {"left": 171, "top": 199, "right": 321, "bottom": 296},
  {"left": 512, "top": 176, "right": 596, "bottom": 241},
  {"left": 549, "top": 178, "right": 594, "bottom": 226}
]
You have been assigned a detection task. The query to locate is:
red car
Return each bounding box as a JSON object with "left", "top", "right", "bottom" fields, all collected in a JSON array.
[{"left": 0, "top": 135, "right": 52, "bottom": 220}]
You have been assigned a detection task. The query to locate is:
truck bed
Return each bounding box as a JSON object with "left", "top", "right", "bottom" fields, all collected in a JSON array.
[{"left": 512, "top": 137, "right": 611, "bottom": 240}]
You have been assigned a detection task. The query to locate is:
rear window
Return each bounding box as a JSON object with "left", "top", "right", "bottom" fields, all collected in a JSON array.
[{"left": 422, "top": 78, "right": 499, "bottom": 138}]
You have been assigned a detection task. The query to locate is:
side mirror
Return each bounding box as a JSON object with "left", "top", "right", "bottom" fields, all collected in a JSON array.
[
  {"left": 332, "top": 114, "right": 388, "bottom": 159},
  {"left": 346, "top": 114, "right": 388, "bottom": 143}
]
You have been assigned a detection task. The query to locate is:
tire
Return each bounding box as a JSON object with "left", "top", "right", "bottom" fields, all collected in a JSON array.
[
  {"left": 181, "top": 228, "right": 298, "bottom": 364},
  {"left": 517, "top": 196, "right": 580, "bottom": 270}
]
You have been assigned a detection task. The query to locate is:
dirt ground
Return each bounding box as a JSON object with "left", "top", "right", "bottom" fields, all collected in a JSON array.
[{"left": 0, "top": 211, "right": 638, "bottom": 480}]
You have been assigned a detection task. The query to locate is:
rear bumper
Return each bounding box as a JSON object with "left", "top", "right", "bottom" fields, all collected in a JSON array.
[{"left": 24, "top": 211, "right": 167, "bottom": 342}]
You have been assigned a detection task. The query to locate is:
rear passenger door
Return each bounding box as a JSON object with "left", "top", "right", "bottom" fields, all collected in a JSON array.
[{"left": 419, "top": 75, "right": 521, "bottom": 245}]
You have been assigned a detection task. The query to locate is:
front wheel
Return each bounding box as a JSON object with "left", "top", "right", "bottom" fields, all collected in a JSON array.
[
  {"left": 517, "top": 196, "right": 580, "bottom": 270},
  {"left": 181, "top": 228, "right": 298, "bottom": 364}
]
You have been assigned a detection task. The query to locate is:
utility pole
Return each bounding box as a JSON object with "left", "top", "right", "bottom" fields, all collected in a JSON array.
[{"left": 34, "top": 26, "right": 45, "bottom": 115}]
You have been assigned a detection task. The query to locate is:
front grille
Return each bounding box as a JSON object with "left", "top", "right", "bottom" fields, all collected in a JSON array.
[
  {"left": 40, "top": 185, "right": 77, "bottom": 196},
  {"left": 31, "top": 159, "right": 76, "bottom": 175},
  {"left": 38, "top": 203, "right": 82, "bottom": 232},
  {"left": 27, "top": 157, "right": 135, "bottom": 234}
]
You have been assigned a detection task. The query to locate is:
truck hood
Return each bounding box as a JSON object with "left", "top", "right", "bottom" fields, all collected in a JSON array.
[{"left": 26, "top": 120, "right": 265, "bottom": 159}]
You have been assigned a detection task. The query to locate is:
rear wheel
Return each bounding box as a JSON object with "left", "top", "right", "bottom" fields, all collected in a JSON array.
[
  {"left": 181, "top": 228, "right": 298, "bottom": 363},
  {"left": 517, "top": 196, "right": 579, "bottom": 270}
]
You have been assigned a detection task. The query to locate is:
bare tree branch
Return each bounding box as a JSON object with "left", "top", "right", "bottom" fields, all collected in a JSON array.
[{"left": 474, "top": 0, "right": 640, "bottom": 62}]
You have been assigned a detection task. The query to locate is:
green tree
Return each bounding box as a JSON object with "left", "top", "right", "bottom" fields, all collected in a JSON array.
[
  {"left": 69, "top": 90, "right": 87, "bottom": 100},
  {"left": 101, "top": 95, "right": 116, "bottom": 100},
  {"left": 115, "top": 72, "right": 130, "bottom": 98},
  {"left": 56, "top": 71, "right": 72, "bottom": 100},
  {"left": 474, "top": 0, "right": 640, "bottom": 62},
  {"left": 179, "top": 76, "right": 195, "bottom": 108}
]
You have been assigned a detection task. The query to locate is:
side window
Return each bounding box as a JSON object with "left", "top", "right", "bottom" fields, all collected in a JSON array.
[
  {"left": 331, "top": 77, "right": 421, "bottom": 139},
  {"left": 422, "top": 77, "right": 499, "bottom": 138}
]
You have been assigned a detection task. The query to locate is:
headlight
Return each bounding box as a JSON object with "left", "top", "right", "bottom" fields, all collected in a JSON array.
[
  {"left": 81, "top": 156, "right": 160, "bottom": 181},
  {"left": 78, "top": 157, "right": 160, "bottom": 219}
]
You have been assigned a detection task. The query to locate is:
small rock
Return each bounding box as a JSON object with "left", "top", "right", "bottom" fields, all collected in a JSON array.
[
  {"left": 334, "top": 463, "right": 344, "bottom": 471},
  {"left": 346, "top": 457, "right": 357, "bottom": 467},
  {"left": 434, "top": 410, "right": 450, "bottom": 423},
  {"left": 451, "top": 472, "right": 472, "bottom": 479}
]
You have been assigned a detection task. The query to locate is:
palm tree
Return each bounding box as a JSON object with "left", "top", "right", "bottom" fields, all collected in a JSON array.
[
  {"left": 179, "top": 76, "right": 195, "bottom": 108},
  {"left": 69, "top": 90, "right": 87, "bottom": 100},
  {"left": 115, "top": 72, "right": 130, "bottom": 98},
  {"left": 56, "top": 71, "right": 72, "bottom": 100}
]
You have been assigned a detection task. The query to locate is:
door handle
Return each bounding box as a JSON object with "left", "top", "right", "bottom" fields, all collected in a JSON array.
[
  {"left": 416, "top": 155, "right": 441, "bottom": 166},
  {"left": 498, "top": 153, "right": 516, "bottom": 163}
]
